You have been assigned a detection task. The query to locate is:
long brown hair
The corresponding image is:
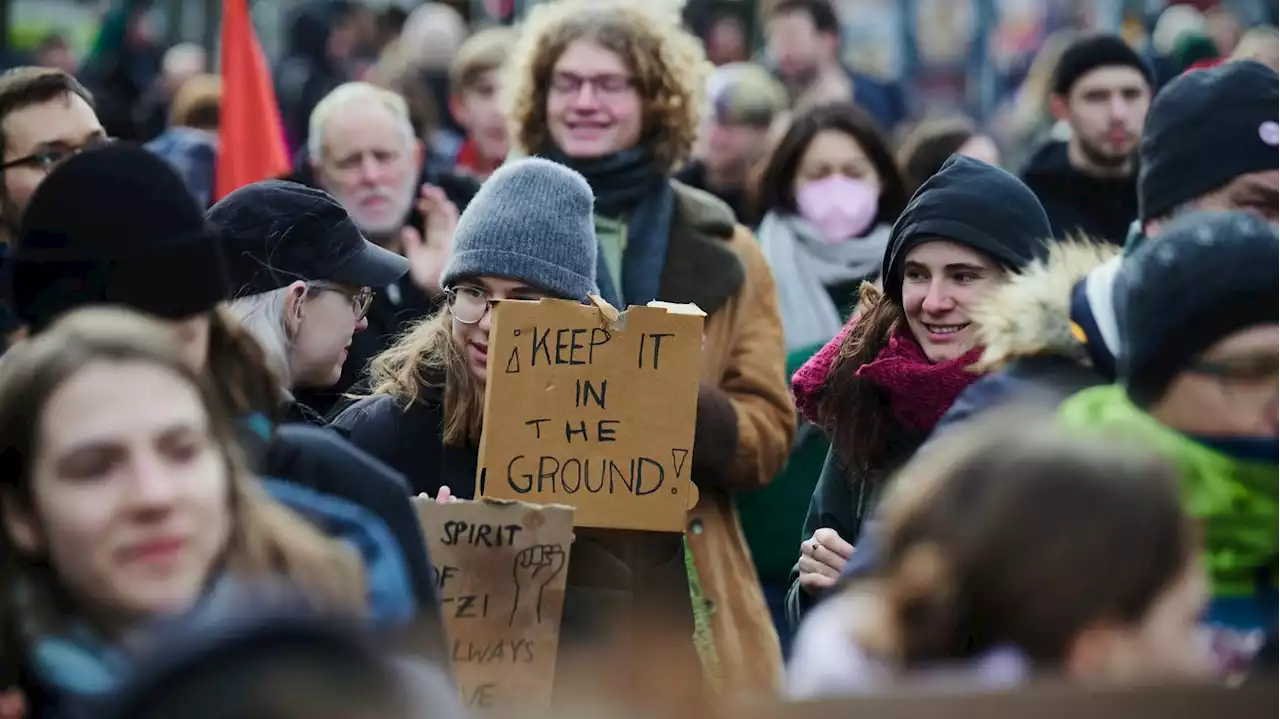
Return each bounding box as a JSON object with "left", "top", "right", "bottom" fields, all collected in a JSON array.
[
  {"left": 816, "top": 282, "right": 905, "bottom": 473},
  {"left": 844, "top": 413, "right": 1197, "bottom": 669},
  {"left": 0, "top": 308, "right": 364, "bottom": 682},
  {"left": 362, "top": 308, "right": 485, "bottom": 447}
]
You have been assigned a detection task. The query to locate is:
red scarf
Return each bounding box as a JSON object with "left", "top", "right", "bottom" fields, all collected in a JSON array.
[
  {"left": 855, "top": 328, "right": 985, "bottom": 432},
  {"left": 455, "top": 138, "right": 499, "bottom": 178}
]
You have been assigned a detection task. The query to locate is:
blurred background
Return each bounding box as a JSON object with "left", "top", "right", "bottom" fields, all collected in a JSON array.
[{"left": 5, "top": 0, "right": 1276, "bottom": 127}]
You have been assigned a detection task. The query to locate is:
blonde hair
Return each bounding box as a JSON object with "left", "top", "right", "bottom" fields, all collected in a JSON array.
[
  {"left": 505, "top": 0, "right": 711, "bottom": 170},
  {"left": 225, "top": 287, "right": 294, "bottom": 391},
  {"left": 170, "top": 73, "right": 221, "bottom": 129},
  {"left": 307, "top": 82, "right": 416, "bottom": 163},
  {"left": 362, "top": 309, "right": 484, "bottom": 447},
  {"left": 0, "top": 308, "right": 364, "bottom": 682},
  {"left": 450, "top": 26, "right": 519, "bottom": 93}
]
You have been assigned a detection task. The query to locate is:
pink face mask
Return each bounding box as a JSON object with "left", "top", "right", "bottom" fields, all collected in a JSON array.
[{"left": 795, "top": 175, "right": 879, "bottom": 243}]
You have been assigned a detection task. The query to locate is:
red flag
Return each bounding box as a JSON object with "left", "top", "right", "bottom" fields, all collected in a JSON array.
[{"left": 215, "top": 0, "right": 290, "bottom": 200}]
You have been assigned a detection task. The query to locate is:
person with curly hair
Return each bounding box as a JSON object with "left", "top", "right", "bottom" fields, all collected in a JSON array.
[{"left": 505, "top": 0, "right": 796, "bottom": 696}]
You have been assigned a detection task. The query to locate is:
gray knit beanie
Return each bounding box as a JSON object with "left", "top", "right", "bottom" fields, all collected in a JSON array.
[{"left": 441, "top": 157, "right": 599, "bottom": 300}]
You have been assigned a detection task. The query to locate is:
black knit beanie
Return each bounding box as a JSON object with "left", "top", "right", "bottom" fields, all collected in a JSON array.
[
  {"left": 1138, "top": 60, "right": 1280, "bottom": 221},
  {"left": 882, "top": 155, "right": 1053, "bottom": 305},
  {"left": 7, "top": 143, "right": 230, "bottom": 333},
  {"left": 1052, "top": 33, "right": 1153, "bottom": 95},
  {"left": 1118, "top": 210, "right": 1279, "bottom": 408}
]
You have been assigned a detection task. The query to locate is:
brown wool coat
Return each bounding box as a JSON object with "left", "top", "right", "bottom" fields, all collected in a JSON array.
[{"left": 661, "top": 182, "right": 796, "bottom": 691}]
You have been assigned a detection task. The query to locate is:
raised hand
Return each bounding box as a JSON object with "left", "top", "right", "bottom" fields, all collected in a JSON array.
[{"left": 402, "top": 184, "right": 458, "bottom": 294}]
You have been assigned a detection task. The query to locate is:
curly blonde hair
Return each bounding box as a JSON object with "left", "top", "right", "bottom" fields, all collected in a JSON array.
[{"left": 504, "top": 0, "right": 711, "bottom": 171}]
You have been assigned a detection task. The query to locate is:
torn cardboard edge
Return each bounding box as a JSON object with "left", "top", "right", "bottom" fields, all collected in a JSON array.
[
  {"left": 585, "top": 295, "right": 705, "bottom": 333},
  {"left": 411, "top": 496, "right": 578, "bottom": 513}
]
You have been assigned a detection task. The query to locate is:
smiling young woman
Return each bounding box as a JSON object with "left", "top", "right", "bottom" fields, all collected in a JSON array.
[{"left": 784, "top": 155, "right": 1055, "bottom": 628}]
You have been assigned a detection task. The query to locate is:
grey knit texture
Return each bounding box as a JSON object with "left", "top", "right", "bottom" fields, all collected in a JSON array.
[{"left": 441, "top": 157, "right": 599, "bottom": 300}]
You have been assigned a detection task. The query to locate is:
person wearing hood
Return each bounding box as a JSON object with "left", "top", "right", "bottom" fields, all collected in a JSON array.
[
  {"left": 211, "top": 180, "right": 410, "bottom": 426},
  {"left": 1059, "top": 210, "right": 1278, "bottom": 642},
  {"left": 784, "top": 155, "right": 1052, "bottom": 629},
  {"left": 803, "top": 59, "right": 1280, "bottom": 598},
  {"left": 6, "top": 145, "right": 445, "bottom": 657},
  {"left": 787, "top": 414, "right": 1211, "bottom": 698},
  {"left": 1020, "top": 33, "right": 1153, "bottom": 245}
]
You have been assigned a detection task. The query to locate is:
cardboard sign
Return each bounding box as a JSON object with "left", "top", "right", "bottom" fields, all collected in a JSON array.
[
  {"left": 477, "top": 297, "right": 703, "bottom": 532},
  {"left": 415, "top": 497, "right": 575, "bottom": 712}
]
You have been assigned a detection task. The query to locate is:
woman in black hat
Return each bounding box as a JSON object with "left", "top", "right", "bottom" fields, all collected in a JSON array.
[{"left": 785, "top": 155, "right": 1053, "bottom": 628}]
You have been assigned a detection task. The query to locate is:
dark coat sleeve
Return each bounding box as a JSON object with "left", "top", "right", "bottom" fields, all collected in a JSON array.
[
  {"left": 783, "top": 446, "right": 865, "bottom": 629},
  {"left": 262, "top": 424, "right": 447, "bottom": 663}
]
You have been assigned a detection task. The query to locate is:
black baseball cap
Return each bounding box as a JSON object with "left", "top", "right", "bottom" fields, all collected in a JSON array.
[{"left": 207, "top": 180, "right": 409, "bottom": 298}]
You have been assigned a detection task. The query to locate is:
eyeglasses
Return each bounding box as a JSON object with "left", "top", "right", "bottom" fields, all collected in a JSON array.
[
  {"left": 549, "top": 71, "right": 637, "bottom": 97},
  {"left": 445, "top": 285, "right": 492, "bottom": 324},
  {"left": 310, "top": 282, "right": 375, "bottom": 319},
  {"left": 1, "top": 135, "right": 114, "bottom": 172}
]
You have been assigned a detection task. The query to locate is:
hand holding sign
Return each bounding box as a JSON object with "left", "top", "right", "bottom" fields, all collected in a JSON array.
[{"left": 511, "top": 544, "right": 567, "bottom": 626}]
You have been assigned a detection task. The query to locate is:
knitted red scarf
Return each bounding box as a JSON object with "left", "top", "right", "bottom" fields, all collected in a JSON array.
[{"left": 855, "top": 328, "right": 985, "bottom": 431}]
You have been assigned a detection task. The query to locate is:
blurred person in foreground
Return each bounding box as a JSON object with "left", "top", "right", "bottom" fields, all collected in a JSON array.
[
  {"left": 763, "top": 0, "right": 904, "bottom": 130},
  {"left": 298, "top": 81, "right": 476, "bottom": 414},
  {"left": 99, "top": 611, "right": 462, "bottom": 719},
  {"left": 506, "top": 0, "right": 796, "bottom": 693},
  {"left": 679, "top": 61, "right": 788, "bottom": 227},
  {"left": 1059, "top": 210, "right": 1278, "bottom": 651},
  {"left": 6, "top": 145, "right": 445, "bottom": 651},
  {"left": 787, "top": 414, "right": 1211, "bottom": 697},
  {"left": 0, "top": 308, "right": 367, "bottom": 716},
  {"left": 0, "top": 67, "right": 105, "bottom": 354},
  {"left": 1020, "top": 33, "right": 1153, "bottom": 244}
]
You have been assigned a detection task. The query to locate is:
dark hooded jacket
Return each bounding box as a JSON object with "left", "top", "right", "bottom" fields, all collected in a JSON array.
[
  {"left": 833, "top": 239, "right": 1124, "bottom": 589},
  {"left": 1020, "top": 141, "right": 1139, "bottom": 245}
]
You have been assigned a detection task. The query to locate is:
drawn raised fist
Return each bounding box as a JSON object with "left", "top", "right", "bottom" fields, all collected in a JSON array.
[{"left": 509, "top": 544, "right": 566, "bottom": 625}]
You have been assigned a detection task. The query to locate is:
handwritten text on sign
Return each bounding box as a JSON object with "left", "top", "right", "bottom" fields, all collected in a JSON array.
[
  {"left": 478, "top": 299, "right": 702, "bottom": 532},
  {"left": 415, "top": 498, "right": 575, "bottom": 712}
]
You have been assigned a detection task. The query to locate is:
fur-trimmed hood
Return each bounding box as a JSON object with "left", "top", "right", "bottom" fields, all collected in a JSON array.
[{"left": 970, "top": 239, "right": 1121, "bottom": 373}]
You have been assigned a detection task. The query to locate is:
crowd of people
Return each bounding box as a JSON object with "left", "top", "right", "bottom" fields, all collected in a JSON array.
[{"left": 0, "top": 0, "right": 1275, "bottom": 716}]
